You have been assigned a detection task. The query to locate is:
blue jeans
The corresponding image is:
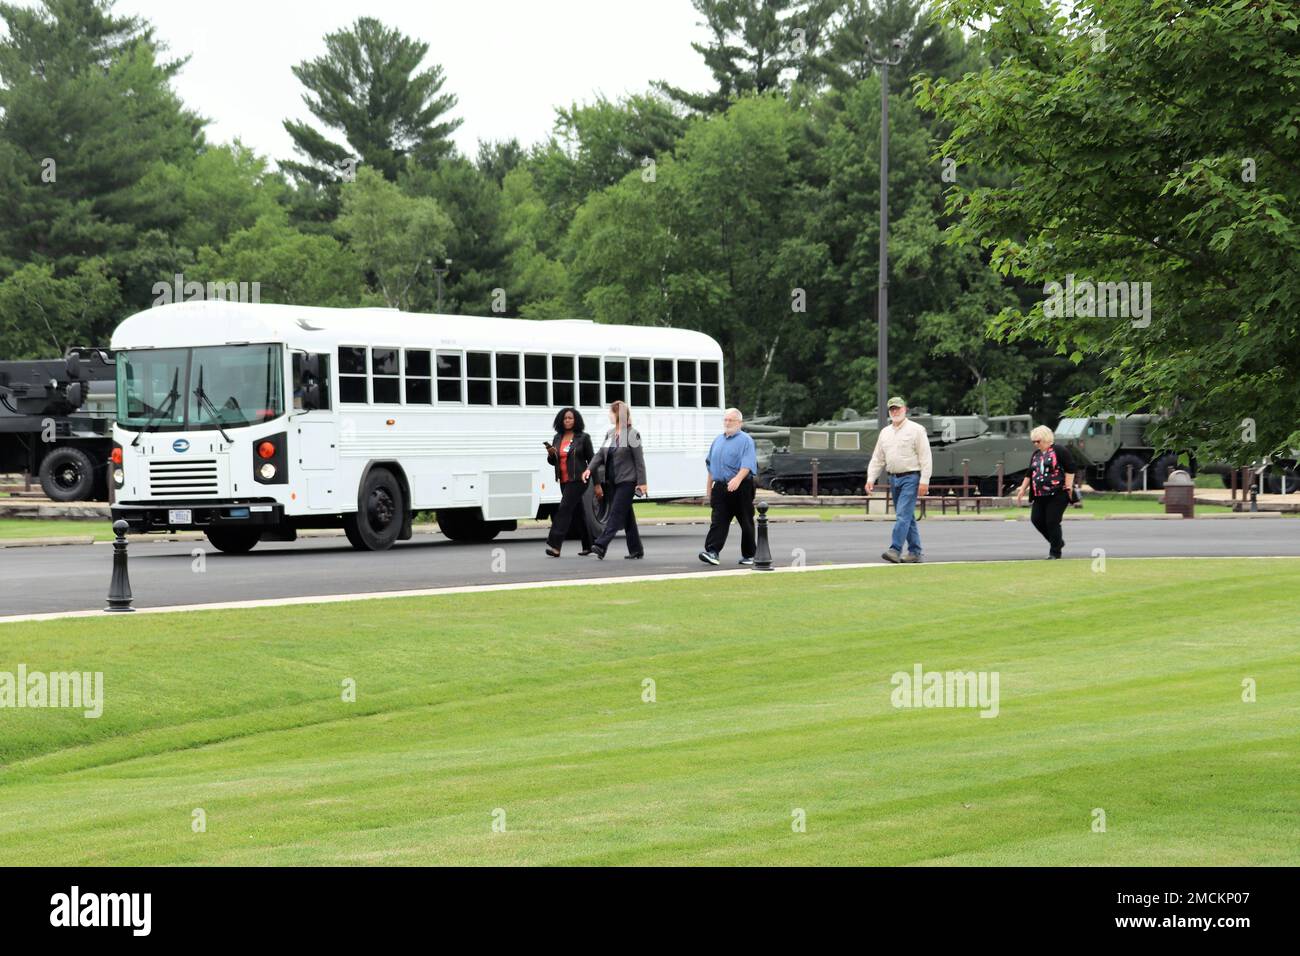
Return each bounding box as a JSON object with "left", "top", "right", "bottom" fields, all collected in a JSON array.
[{"left": 889, "top": 473, "right": 922, "bottom": 555}]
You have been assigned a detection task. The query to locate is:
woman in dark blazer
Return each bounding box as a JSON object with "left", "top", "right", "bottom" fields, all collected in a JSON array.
[
  {"left": 1014, "top": 424, "right": 1076, "bottom": 559},
  {"left": 582, "top": 400, "right": 647, "bottom": 560},
  {"left": 544, "top": 406, "right": 595, "bottom": 557}
]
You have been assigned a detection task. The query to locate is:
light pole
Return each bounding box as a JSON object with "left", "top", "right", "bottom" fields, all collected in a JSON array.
[
  {"left": 871, "top": 38, "right": 903, "bottom": 427},
  {"left": 431, "top": 257, "right": 452, "bottom": 313}
]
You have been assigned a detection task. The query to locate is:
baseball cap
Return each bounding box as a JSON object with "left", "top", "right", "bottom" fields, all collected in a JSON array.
[{"left": 887, "top": 396, "right": 906, "bottom": 409}]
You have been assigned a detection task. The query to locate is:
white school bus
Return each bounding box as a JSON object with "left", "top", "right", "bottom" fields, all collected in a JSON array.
[{"left": 109, "top": 301, "right": 725, "bottom": 552}]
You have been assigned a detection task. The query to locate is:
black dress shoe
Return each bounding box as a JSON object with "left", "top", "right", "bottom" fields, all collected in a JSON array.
[
  {"left": 591, "top": 545, "right": 606, "bottom": 559},
  {"left": 624, "top": 552, "right": 644, "bottom": 559},
  {"left": 578, "top": 549, "right": 593, "bottom": 556},
  {"left": 545, "top": 547, "right": 561, "bottom": 558}
]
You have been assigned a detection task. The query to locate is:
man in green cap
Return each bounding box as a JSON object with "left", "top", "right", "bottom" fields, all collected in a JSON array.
[{"left": 864, "top": 397, "right": 932, "bottom": 563}]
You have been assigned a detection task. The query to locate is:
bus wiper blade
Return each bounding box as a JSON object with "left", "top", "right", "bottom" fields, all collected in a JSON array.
[
  {"left": 130, "top": 369, "right": 180, "bottom": 446},
  {"left": 192, "top": 369, "right": 233, "bottom": 443}
]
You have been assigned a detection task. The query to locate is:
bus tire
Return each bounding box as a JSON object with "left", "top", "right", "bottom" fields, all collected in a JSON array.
[
  {"left": 343, "top": 467, "right": 405, "bottom": 551},
  {"left": 204, "top": 528, "right": 261, "bottom": 554},
  {"left": 435, "top": 509, "right": 514, "bottom": 542},
  {"left": 39, "top": 446, "right": 96, "bottom": 501}
]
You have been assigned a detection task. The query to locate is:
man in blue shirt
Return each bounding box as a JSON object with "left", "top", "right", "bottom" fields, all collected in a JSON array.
[{"left": 699, "top": 407, "right": 759, "bottom": 566}]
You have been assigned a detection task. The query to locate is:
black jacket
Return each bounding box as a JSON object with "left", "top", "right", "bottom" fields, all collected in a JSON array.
[
  {"left": 547, "top": 431, "right": 594, "bottom": 484},
  {"left": 589, "top": 426, "right": 647, "bottom": 486}
]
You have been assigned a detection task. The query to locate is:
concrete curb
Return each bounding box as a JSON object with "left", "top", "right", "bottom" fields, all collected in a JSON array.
[
  {"left": 0, "top": 503, "right": 110, "bottom": 519},
  {"left": 1196, "top": 511, "right": 1283, "bottom": 519},
  {"left": 0, "top": 535, "right": 97, "bottom": 548}
]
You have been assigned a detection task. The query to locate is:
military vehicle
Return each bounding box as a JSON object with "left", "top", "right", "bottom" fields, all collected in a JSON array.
[
  {"left": 742, "top": 414, "right": 790, "bottom": 475},
  {"left": 0, "top": 349, "right": 116, "bottom": 500},
  {"left": 761, "top": 410, "right": 1035, "bottom": 496},
  {"left": 1054, "top": 414, "right": 1191, "bottom": 491}
]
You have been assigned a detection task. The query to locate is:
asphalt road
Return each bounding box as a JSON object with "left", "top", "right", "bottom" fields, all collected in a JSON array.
[{"left": 2, "top": 516, "right": 1298, "bottom": 617}]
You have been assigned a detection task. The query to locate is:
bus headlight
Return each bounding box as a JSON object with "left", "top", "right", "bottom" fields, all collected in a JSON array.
[
  {"left": 113, "top": 468, "right": 125, "bottom": 485},
  {"left": 252, "top": 431, "right": 287, "bottom": 484}
]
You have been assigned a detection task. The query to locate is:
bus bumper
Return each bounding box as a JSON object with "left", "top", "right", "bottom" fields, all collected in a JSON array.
[{"left": 111, "top": 501, "right": 285, "bottom": 533}]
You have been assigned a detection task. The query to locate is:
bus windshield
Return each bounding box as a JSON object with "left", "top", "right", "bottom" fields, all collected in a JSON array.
[{"left": 117, "top": 344, "right": 284, "bottom": 431}]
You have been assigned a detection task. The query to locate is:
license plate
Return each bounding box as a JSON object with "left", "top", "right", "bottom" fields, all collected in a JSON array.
[{"left": 168, "top": 509, "right": 192, "bottom": 525}]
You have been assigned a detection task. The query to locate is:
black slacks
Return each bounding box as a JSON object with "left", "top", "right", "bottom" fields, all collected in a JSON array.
[
  {"left": 547, "top": 480, "right": 592, "bottom": 550},
  {"left": 1030, "top": 492, "right": 1069, "bottom": 556},
  {"left": 594, "top": 481, "right": 643, "bottom": 554},
  {"left": 705, "top": 476, "right": 756, "bottom": 557}
]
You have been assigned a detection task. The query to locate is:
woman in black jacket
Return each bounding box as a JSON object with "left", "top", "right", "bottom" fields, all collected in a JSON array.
[
  {"left": 1014, "top": 424, "right": 1076, "bottom": 559},
  {"left": 545, "top": 407, "right": 595, "bottom": 557},
  {"left": 582, "top": 400, "right": 648, "bottom": 560}
]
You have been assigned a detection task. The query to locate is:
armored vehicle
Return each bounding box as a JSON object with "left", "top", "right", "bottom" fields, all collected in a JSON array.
[
  {"left": 742, "top": 415, "right": 790, "bottom": 475},
  {"left": 762, "top": 411, "right": 1034, "bottom": 496},
  {"left": 1055, "top": 414, "right": 1190, "bottom": 491}
]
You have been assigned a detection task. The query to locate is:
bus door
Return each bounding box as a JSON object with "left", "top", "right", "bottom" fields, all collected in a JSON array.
[{"left": 291, "top": 352, "right": 338, "bottom": 508}]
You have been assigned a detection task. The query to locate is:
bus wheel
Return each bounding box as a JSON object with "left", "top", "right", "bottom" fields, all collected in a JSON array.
[
  {"left": 343, "top": 467, "right": 405, "bottom": 551},
  {"left": 435, "top": 509, "right": 504, "bottom": 542},
  {"left": 39, "top": 447, "right": 96, "bottom": 501},
  {"left": 204, "top": 528, "right": 262, "bottom": 554}
]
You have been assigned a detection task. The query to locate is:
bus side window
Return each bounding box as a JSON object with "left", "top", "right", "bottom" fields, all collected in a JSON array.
[
  {"left": 700, "top": 360, "right": 720, "bottom": 407},
  {"left": 654, "top": 359, "right": 675, "bottom": 408},
  {"left": 294, "top": 352, "right": 331, "bottom": 411}
]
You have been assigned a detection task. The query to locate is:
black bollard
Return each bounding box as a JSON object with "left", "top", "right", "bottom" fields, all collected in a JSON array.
[
  {"left": 752, "top": 499, "right": 773, "bottom": 571},
  {"left": 106, "top": 519, "right": 135, "bottom": 612}
]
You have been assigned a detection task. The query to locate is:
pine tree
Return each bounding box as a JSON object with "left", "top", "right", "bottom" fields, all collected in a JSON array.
[
  {"left": 0, "top": 0, "right": 201, "bottom": 272},
  {"left": 656, "top": 0, "right": 833, "bottom": 113},
  {"left": 282, "top": 17, "right": 462, "bottom": 187}
]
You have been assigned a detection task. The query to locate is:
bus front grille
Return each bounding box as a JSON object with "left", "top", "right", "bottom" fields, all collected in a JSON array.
[{"left": 148, "top": 459, "right": 220, "bottom": 497}]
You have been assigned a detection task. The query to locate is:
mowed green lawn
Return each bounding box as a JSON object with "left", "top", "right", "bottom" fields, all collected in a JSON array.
[
  {"left": 0, "top": 558, "right": 1296, "bottom": 865},
  {"left": 0, "top": 518, "right": 113, "bottom": 541}
]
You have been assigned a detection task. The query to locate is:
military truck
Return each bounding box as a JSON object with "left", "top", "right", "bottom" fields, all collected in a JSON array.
[
  {"left": 762, "top": 410, "right": 1035, "bottom": 496},
  {"left": 1059, "top": 413, "right": 1300, "bottom": 493},
  {"left": 0, "top": 349, "right": 116, "bottom": 500},
  {"left": 1054, "top": 414, "right": 1190, "bottom": 491}
]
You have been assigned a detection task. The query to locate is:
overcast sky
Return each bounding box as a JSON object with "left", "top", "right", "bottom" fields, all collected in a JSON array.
[{"left": 99, "top": 0, "right": 716, "bottom": 166}]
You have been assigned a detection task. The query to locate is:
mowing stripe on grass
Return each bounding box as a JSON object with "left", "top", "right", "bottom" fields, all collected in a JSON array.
[{"left": 0, "top": 558, "right": 1296, "bottom": 865}]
